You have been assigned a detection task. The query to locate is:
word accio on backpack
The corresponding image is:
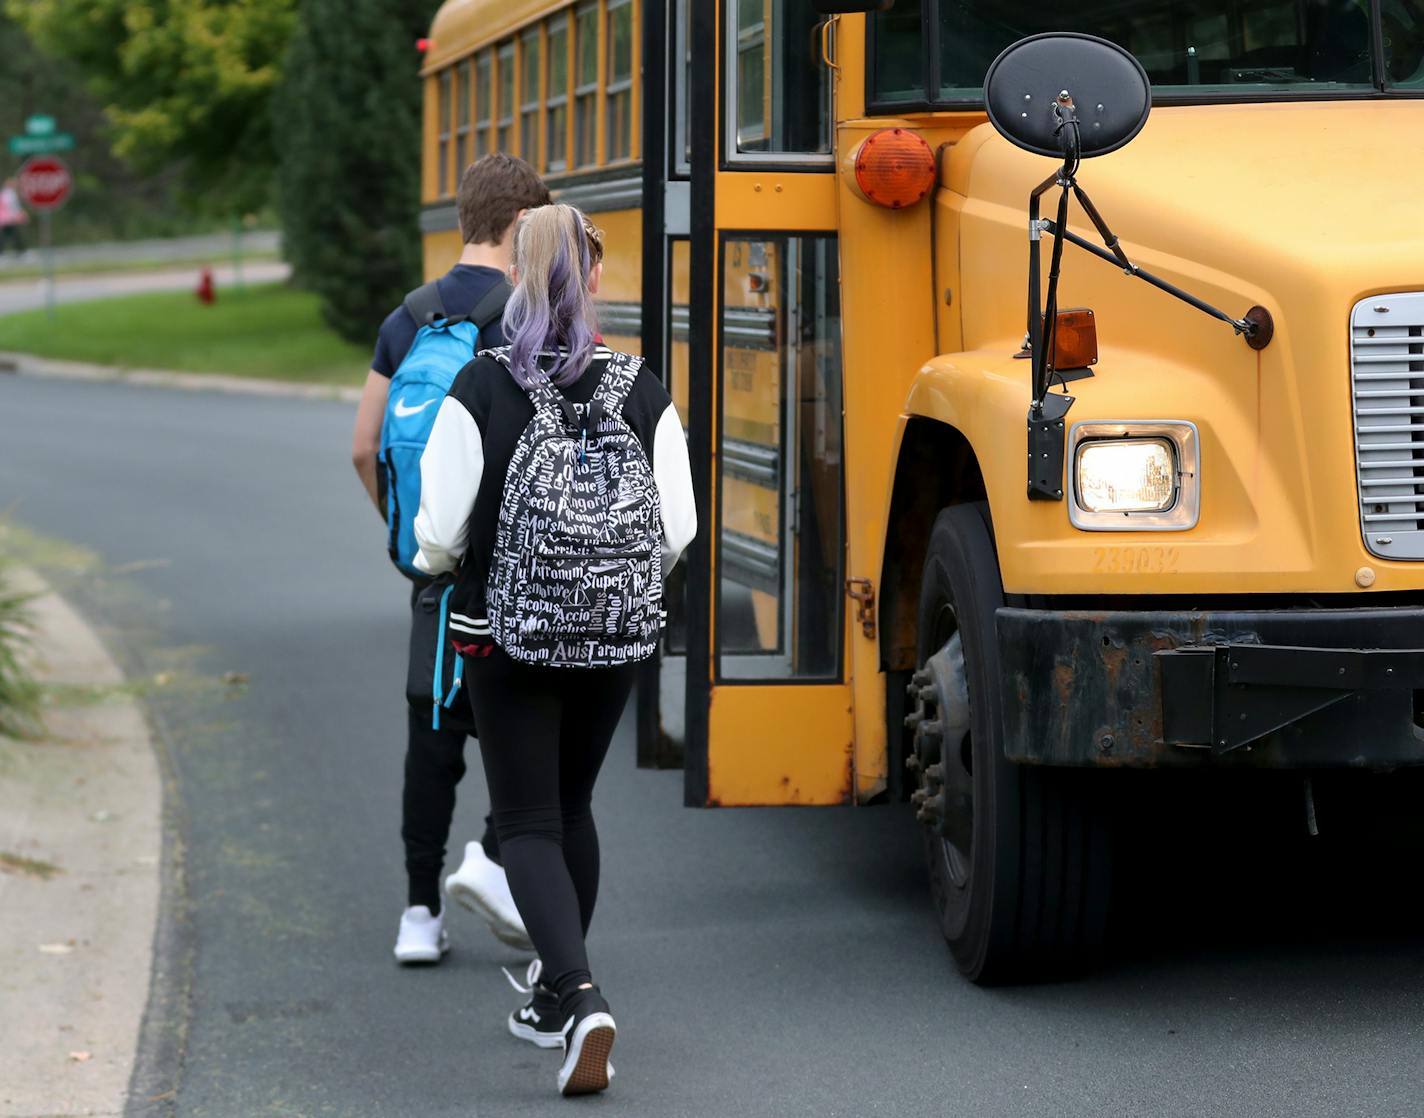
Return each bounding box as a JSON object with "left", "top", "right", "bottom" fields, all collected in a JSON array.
[
  {"left": 487, "top": 350, "right": 664, "bottom": 668},
  {"left": 379, "top": 279, "right": 511, "bottom": 578}
]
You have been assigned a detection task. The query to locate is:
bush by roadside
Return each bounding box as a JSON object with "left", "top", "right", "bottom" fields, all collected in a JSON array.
[{"left": 0, "top": 556, "right": 41, "bottom": 739}]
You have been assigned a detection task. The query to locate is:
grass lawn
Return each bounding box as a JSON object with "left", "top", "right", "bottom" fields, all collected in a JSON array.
[{"left": 0, "top": 283, "right": 370, "bottom": 386}]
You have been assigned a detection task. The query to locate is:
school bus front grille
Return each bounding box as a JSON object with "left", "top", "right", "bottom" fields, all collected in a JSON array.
[{"left": 1352, "top": 293, "right": 1424, "bottom": 560}]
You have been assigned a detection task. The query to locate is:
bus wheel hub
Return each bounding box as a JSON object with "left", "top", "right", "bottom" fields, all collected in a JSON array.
[{"left": 906, "top": 633, "right": 974, "bottom": 875}]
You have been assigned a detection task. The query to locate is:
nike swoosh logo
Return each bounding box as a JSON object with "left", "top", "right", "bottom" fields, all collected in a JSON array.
[{"left": 393, "top": 397, "right": 438, "bottom": 418}]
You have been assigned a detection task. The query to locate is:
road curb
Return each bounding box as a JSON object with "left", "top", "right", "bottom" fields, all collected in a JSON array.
[
  {"left": 0, "top": 568, "right": 165, "bottom": 1118},
  {"left": 0, "top": 350, "right": 362, "bottom": 403}
]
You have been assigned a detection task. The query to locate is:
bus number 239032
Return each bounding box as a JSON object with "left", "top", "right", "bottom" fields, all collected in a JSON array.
[{"left": 1092, "top": 547, "right": 1180, "bottom": 574}]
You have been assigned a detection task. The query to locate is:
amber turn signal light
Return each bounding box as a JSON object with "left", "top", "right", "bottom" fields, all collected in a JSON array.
[
  {"left": 1049, "top": 307, "right": 1098, "bottom": 369},
  {"left": 853, "top": 128, "right": 936, "bottom": 210}
]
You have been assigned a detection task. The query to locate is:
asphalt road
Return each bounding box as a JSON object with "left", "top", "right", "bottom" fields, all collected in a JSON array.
[{"left": 5, "top": 373, "right": 1424, "bottom": 1117}]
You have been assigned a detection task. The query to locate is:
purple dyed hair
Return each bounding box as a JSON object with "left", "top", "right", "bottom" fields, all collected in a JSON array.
[{"left": 502, "top": 204, "right": 601, "bottom": 390}]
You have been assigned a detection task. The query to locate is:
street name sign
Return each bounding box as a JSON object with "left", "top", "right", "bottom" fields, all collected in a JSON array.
[
  {"left": 18, "top": 156, "right": 72, "bottom": 211},
  {"left": 25, "top": 114, "right": 56, "bottom": 136},
  {"left": 8, "top": 132, "right": 75, "bottom": 156}
]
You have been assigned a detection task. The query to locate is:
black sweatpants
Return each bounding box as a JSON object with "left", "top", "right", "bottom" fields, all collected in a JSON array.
[
  {"left": 403, "top": 582, "right": 501, "bottom": 913},
  {"left": 401, "top": 708, "right": 501, "bottom": 912},
  {"left": 466, "top": 646, "right": 636, "bottom": 999}
]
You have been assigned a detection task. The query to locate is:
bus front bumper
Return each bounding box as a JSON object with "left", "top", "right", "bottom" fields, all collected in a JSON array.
[{"left": 997, "top": 605, "right": 1424, "bottom": 769}]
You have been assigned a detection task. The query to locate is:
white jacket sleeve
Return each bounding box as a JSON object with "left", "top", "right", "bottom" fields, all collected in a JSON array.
[
  {"left": 413, "top": 398, "right": 484, "bottom": 575},
  {"left": 652, "top": 402, "right": 696, "bottom": 572}
]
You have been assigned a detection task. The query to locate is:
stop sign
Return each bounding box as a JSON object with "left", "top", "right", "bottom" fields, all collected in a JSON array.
[{"left": 18, "top": 155, "right": 72, "bottom": 211}]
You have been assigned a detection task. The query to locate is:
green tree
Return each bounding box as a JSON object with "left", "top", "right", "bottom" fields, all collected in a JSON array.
[
  {"left": 8, "top": 0, "right": 296, "bottom": 214},
  {"left": 0, "top": 10, "right": 228, "bottom": 243},
  {"left": 276, "top": 0, "right": 440, "bottom": 343}
]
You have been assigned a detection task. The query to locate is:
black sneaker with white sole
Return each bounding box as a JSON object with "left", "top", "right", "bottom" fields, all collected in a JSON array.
[
  {"left": 503, "top": 960, "right": 564, "bottom": 1049},
  {"left": 556, "top": 986, "right": 616, "bottom": 1097}
]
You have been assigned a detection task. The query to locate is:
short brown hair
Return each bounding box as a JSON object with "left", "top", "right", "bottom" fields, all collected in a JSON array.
[{"left": 457, "top": 154, "right": 551, "bottom": 246}]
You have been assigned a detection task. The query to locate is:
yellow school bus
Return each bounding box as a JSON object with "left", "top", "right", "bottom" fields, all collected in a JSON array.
[{"left": 423, "top": 0, "right": 1424, "bottom": 982}]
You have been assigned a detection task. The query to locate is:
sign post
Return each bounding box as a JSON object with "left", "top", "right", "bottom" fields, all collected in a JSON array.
[{"left": 17, "top": 155, "right": 73, "bottom": 320}]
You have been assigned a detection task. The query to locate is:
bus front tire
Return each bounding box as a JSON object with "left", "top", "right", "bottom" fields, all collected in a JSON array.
[{"left": 909, "top": 503, "right": 1111, "bottom": 984}]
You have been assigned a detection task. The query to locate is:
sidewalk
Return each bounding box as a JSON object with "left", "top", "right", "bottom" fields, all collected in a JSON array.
[
  {"left": 0, "top": 261, "right": 291, "bottom": 318},
  {"left": 0, "top": 350, "right": 361, "bottom": 403},
  {"left": 0, "top": 231, "right": 280, "bottom": 272},
  {"left": 0, "top": 569, "right": 162, "bottom": 1118},
  {"left": 0, "top": 230, "right": 280, "bottom": 279}
]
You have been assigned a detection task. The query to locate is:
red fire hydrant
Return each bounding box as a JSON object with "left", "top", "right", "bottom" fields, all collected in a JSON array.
[{"left": 195, "top": 268, "right": 215, "bottom": 305}]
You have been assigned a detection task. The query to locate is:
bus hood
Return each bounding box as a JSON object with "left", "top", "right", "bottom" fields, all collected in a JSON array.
[{"left": 951, "top": 99, "right": 1424, "bottom": 323}]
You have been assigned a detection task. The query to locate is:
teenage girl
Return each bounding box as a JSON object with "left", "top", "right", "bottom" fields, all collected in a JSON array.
[{"left": 413, "top": 203, "right": 696, "bottom": 1097}]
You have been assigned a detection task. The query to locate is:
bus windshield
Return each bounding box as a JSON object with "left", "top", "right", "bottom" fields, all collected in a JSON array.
[{"left": 873, "top": 0, "right": 1424, "bottom": 107}]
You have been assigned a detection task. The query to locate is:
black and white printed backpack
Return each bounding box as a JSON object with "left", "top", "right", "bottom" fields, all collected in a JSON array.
[{"left": 486, "top": 350, "right": 664, "bottom": 668}]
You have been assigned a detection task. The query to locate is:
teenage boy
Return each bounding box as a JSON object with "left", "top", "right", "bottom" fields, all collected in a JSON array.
[{"left": 352, "top": 153, "right": 552, "bottom": 963}]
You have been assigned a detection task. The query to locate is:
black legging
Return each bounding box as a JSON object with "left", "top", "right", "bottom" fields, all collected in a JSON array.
[{"left": 466, "top": 647, "right": 636, "bottom": 1001}]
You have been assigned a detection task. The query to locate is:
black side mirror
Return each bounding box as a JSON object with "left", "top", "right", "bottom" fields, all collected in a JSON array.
[
  {"left": 983, "top": 32, "right": 1150, "bottom": 159},
  {"left": 812, "top": 0, "right": 894, "bottom": 12}
]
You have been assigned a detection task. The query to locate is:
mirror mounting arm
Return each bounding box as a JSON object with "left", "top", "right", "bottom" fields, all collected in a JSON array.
[
  {"left": 991, "top": 32, "right": 1274, "bottom": 503},
  {"left": 1021, "top": 139, "right": 1275, "bottom": 503},
  {"left": 1024, "top": 134, "right": 1080, "bottom": 501},
  {"left": 1039, "top": 214, "right": 1271, "bottom": 346}
]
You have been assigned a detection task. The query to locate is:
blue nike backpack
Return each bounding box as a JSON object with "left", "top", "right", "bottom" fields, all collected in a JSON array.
[{"left": 378, "top": 278, "right": 510, "bottom": 579}]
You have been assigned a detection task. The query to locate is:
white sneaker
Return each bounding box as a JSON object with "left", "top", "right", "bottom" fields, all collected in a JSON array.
[
  {"left": 393, "top": 905, "right": 449, "bottom": 964},
  {"left": 445, "top": 841, "right": 534, "bottom": 951}
]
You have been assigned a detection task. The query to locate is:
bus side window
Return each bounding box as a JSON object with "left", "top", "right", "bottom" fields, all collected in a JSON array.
[
  {"left": 474, "top": 49, "right": 492, "bottom": 160},
  {"left": 574, "top": 2, "right": 599, "bottom": 168},
  {"left": 496, "top": 40, "right": 516, "bottom": 155},
  {"left": 437, "top": 68, "right": 453, "bottom": 197},
  {"left": 606, "top": 0, "right": 635, "bottom": 162},
  {"left": 872, "top": 0, "right": 923, "bottom": 105},
  {"left": 727, "top": 0, "right": 833, "bottom": 162}
]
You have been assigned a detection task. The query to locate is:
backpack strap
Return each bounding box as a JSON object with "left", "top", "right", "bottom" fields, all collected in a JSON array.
[
  {"left": 587, "top": 351, "right": 645, "bottom": 432},
  {"left": 469, "top": 279, "right": 513, "bottom": 330},
  {"left": 403, "top": 281, "right": 447, "bottom": 328},
  {"left": 489, "top": 349, "right": 581, "bottom": 429}
]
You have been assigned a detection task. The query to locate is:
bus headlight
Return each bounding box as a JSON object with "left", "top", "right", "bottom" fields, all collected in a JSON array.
[
  {"left": 1077, "top": 440, "right": 1175, "bottom": 513},
  {"left": 1068, "top": 422, "right": 1200, "bottom": 531}
]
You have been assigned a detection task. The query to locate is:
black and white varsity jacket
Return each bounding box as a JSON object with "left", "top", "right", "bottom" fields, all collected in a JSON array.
[{"left": 412, "top": 346, "right": 697, "bottom": 644}]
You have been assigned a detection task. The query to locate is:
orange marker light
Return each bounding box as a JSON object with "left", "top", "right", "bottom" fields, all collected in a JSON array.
[
  {"left": 1051, "top": 308, "right": 1098, "bottom": 369},
  {"left": 853, "top": 129, "right": 936, "bottom": 210}
]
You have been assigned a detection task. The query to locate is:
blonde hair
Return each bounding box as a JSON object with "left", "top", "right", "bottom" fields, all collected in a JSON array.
[{"left": 503, "top": 203, "right": 602, "bottom": 389}]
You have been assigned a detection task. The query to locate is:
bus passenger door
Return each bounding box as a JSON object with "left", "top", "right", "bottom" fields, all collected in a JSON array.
[{"left": 682, "top": 0, "right": 853, "bottom": 806}]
